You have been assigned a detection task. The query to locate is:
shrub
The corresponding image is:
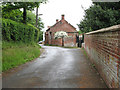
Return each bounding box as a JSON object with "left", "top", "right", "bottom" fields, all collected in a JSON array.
[{"left": 2, "top": 18, "right": 39, "bottom": 43}]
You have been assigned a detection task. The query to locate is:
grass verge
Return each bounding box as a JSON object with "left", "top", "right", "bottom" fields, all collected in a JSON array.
[
  {"left": 0, "top": 41, "right": 1, "bottom": 74},
  {"left": 82, "top": 48, "right": 96, "bottom": 68},
  {"left": 82, "top": 48, "right": 88, "bottom": 58},
  {"left": 2, "top": 41, "right": 41, "bottom": 72}
]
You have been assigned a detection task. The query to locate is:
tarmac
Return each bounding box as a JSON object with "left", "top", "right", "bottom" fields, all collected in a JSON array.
[{"left": 2, "top": 45, "right": 107, "bottom": 88}]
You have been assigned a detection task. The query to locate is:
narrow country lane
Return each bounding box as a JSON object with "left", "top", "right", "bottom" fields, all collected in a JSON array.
[{"left": 3, "top": 45, "right": 107, "bottom": 88}]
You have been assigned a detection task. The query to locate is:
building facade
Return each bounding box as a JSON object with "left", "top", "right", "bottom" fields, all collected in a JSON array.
[{"left": 45, "top": 15, "right": 79, "bottom": 47}]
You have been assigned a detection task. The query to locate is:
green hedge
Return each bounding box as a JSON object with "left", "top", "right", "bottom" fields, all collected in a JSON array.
[{"left": 2, "top": 18, "right": 39, "bottom": 43}]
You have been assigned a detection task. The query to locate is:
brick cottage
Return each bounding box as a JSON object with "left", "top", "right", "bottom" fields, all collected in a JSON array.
[{"left": 45, "top": 15, "right": 79, "bottom": 47}]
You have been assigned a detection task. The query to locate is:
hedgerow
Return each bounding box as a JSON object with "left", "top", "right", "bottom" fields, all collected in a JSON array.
[{"left": 2, "top": 18, "right": 39, "bottom": 43}]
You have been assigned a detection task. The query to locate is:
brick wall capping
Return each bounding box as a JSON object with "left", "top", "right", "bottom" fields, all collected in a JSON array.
[{"left": 85, "top": 24, "right": 120, "bottom": 35}]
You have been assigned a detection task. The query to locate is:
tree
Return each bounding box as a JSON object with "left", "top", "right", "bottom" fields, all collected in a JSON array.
[
  {"left": 2, "top": 0, "right": 48, "bottom": 24},
  {"left": 27, "top": 10, "right": 36, "bottom": 25},
  {"left": 54, "top": 31, "right": 68, "bottom": 46},
  {"left": 54, "top": 31, "right": 68, "bottom": 39},
  {"left": 93, "top": 2, "right": 120, "bottom": 10},
  {"left": 35, "top": 0, "right": 48, "bottom": 27},
  {"left": 39, "top": 31, "right": 43, "bottom": 41},
  {"left": 2, "top": 9, "right": 23, "bottom": 22},
  {"left": 2, "top": 2, "right": 40, "bottom": 24},
  {"left": 77, "top": 2, "right": 120, "bottom": 33},
  {"left": 36, "top": 6, "right": 39, "bottom": 27},
  {"left": 26, "top": 11, "right": 44, "bottom": 41},
  {"left": 27, "top": 10, "right": 44, "bottom": 30},
  {"left": 37, "top": 17, "right": 44, "bottom": 30}
]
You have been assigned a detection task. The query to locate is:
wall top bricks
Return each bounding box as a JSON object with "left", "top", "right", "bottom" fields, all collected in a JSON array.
[{"left": 86, "top": 24, "right": 120, "bottom": 35}]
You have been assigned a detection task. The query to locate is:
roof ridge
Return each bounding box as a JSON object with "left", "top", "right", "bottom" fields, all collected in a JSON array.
[{"left": 46, "top": 19, "right": 76, "bottom": 31}]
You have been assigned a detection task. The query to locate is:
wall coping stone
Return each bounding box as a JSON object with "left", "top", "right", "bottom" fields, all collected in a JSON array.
[{"left": 86, "top": 24, "right": 120, "bottom": 35}]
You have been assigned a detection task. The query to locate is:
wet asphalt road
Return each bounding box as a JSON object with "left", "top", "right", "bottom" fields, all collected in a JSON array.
[{"left": 3, "top": 45, "right": 107, "bottom": 88}]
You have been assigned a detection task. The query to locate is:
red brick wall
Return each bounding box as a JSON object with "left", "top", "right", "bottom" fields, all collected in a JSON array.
[
  {"left": 64, "top": 36, "right": 77, "bottom": 47},
  {"left": 50, "top": 36, "right": 77, "bottom": 47},
  {"left": 84, "top": 25, "right": 120, "bottom": 88},
  {"left": 45, "top": 33, "right": 48, "bottom": 44},
  {"left": 52, "top": 38, "right": 62, "bottom": 46}
]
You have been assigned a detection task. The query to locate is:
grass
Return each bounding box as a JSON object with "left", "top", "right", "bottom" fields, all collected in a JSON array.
[
  {"left": 82, "top": 48, "right": 88, "bottom": 58},
  {"left": 2, "top": 41, "right": 41, "bottom": 72},
  {"left": 0, "top": 41, "right": 1, "bottom": 74},
  {"left": 82, "top": 48, "right": 96, "bottom": 68}
]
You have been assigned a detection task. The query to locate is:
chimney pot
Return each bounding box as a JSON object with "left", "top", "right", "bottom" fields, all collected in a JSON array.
[
  {"left": 56, "top": 19, "right": 59, "bottom": 23},
  {"left": 61, "top": 14, "right": 65, "bottom": 20}
]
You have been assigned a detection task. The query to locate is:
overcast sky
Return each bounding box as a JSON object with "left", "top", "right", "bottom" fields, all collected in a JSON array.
[{"left": 37, "top": 0, "right": 93, "bottom": 31}]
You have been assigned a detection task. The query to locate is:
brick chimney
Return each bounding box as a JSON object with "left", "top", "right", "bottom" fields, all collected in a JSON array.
[
  {"left": 61, "top": 14, "right": 65, "bottom": 20},
  {"left": 56, "top": 19, "right": 59, "bottom": 23}
]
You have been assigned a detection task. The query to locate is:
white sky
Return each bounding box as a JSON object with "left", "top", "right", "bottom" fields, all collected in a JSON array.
[{"left": 38, "top": 0, "right": 93, "bottom": 31}]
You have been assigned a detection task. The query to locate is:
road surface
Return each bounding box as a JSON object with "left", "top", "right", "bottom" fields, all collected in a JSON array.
[{"left": 3, "top": 45, "right": 107, "bottom": 88}]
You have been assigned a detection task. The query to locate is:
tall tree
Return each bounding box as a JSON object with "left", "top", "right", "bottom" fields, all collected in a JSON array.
[
  {"left": 36, "top": 6, "right": 39, "bottom": 27},
  {"left": 93, "top": 2, "right": 120, "bottom": 10},
  {"left": 2, "top": 9, "right": 23, "bottom": 22},
  {"left": 2, "top": 2, "right": 39, "bottom": 24},
  {"left": 27, "top": 10, "right": 44, "bottom": 30},
  {"left": 77, "top": 2, "right": 120, "bottom": 33},
  {"left": 35, "top": 0, "right": 47, "bottom": 28}
]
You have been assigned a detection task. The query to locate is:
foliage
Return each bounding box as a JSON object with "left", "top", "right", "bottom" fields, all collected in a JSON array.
[
  {"left": 2, "top": 9, "right": 44, "bottom": 30},
  {"left": 78, "top": 30, "right": 84, "bottom": 34},
  {"left": 2, "top": 2, "right": 39, "bottom": 10},
  {"left": 2, "top": 2, "right": 40, "bottom": 24},
  {"left": 27, "top": 10, "right": 36, "bottom": 25},
  {"left": 77, "top": 2, "right": 120, "bottom": 33},
  {"left": 93, "top": 2, "right": 120, "bottom": 10},
  {"left": 2, "top": 2, "right": 45, "bottom": 42},
  {"left": 1, "top": 1, "right": 48, "bottom": 72},
  {"left": 27, "top": 11, "right": 44, "bottom": 30},
  {"left": 27, "top": 11, "right": 44, "bottom": 41},
  {"left": 37, "top": 18, "right": 44, "bottom": 30},
  {"left": 2, "top": 41, "right": 41, "bottom": 71},
  {"left": 2, "top": 18, "right": 39, "bottom": 43},
  {"left": 2, "top": 9, "right": 23, "bottom": 22},
  {"left": 39, "top": 31, "right": 43, "bottom": 41},
  {"left": 2, "top": 1, "right": 48, "bottom": 24},
  {"left": 54, "top": 31, "right": 68, "bottom": 39},
  {"left": 26, "top": 11, "right": 44, "bottom": 41},
  {"left": 2, "top": 0, "right": 48, "bottom": 12}
]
